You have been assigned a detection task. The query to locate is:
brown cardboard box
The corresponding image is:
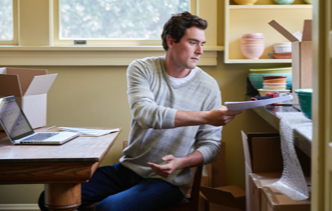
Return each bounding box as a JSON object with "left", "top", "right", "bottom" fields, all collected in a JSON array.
[
  {"left": 0, "top": 67, "right": 57, "bottom": 129},
  {"left": 199, "top": 142, "right": 246, "bottom": 211},
  {"left": 241, "top": 131, "right": 311, "bottom": 211},
  {"left": 249, "top": 173, "right": 281, "bottom": 211},
  {"left": 198, "top": 142, "right": 227, "bottom": 211},
  {"left": 205, "top": 141, "right": 227, "bottom": 188},
  {"left": 268, "top": 20, "right": 312, "bottom": 104},
  {"left": 261, "top": 187, "right": 311, "bottom": 211},
  {"left": 200, "top": 185, "right": 245, "bottom": 211},
  {"left": 241, "top": 131, "right": 282, "bottom": 211}
]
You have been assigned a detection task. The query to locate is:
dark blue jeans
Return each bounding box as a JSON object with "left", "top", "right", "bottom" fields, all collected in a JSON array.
[{"left": 38, "top": 163, "right": 184, "bottom": 211}]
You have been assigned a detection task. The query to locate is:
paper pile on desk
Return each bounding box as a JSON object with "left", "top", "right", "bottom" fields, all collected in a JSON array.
[{"left": 59, "top": 127, "right": 120, "bottom": 137}]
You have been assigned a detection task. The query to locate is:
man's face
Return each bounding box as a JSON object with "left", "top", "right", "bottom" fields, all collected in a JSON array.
[{"left": 169, "top": 27, "right": 206, "bottom": 70}]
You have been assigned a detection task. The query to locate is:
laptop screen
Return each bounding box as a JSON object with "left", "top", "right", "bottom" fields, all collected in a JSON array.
[{"left": 0, "top": 96, "right": 34, "bottom": 141}]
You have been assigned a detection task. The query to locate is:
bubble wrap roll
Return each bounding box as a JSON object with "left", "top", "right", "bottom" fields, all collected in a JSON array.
[{"left": 267, "top": 112, "right": 312, "bottom": 201}]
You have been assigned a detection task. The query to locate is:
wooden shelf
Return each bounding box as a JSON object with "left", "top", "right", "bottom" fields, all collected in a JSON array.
[
  {"left": 224, "top": 0, "right": 312, "bottom": 64},
  {"left": 224, "top": 59, "right": 291, "bottom": 63},
  {"left": 229, "top": 5, "right": 312, "bottom": 9}
]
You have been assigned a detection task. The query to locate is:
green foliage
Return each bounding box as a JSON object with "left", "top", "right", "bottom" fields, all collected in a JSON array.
[
  {"left": 0, "top": 0, "right": 13, "bottom": 40},
  {"left": 60, "top": 0, "right": 189, "bottom": 39}
]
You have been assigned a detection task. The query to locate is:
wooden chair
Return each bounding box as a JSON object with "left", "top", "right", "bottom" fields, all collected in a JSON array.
[{"left": 158, "top": 165, "right": 203, "bottom": 211}]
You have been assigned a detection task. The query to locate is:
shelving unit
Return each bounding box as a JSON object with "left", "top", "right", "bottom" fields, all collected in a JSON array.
[{"left": 224, "top": 0, "right": 312, "bottom": 64}]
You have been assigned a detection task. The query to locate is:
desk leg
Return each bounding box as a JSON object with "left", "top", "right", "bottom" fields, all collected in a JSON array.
[{"left": 44, "top": 183, "right": 81, "bottom": 211}]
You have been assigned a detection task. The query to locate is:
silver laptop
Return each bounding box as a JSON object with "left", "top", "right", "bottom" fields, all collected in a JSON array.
[{"left": 0, "top": 96, "right": 79, "bottom": 145}]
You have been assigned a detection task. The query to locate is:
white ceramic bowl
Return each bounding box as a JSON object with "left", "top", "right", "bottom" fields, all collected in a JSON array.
[
  {"left": 273, "top": 42, "right": 292, "bottom": 52},
  {"left": 263, "top": 85, "right": 287, "bottom": 89},
  {"left": 241, "top": 44, "right": 265, "bottom": 59}
]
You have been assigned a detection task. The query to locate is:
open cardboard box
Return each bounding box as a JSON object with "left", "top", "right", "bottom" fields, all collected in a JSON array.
[
  {"left": 261, "top": 186, "right": 311, "bottom": 211},
  {"left": 241, "top": 131, "right": 283, "bottom": 211},
  {"left": 200, "top": 185, "right": 245, "bottom": 211},
  {"left": 249, "top": 173, "right": 281, "bottom": 211},
  {"left": 199, "top": 142, "right": 246, "bottom": 211},
  {"left": 0, "top": 67, "right": 57, "bottom": 129},
  {"left": 268, "top": 19, "right": 312, "bottom": 104},
  {"left": 241, "top": 131, "right": 311, "bottom": 211}
]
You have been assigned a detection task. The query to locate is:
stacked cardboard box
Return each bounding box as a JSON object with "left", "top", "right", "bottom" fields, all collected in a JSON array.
[{"left": 241, "top": 131, "right": 311, "bottom": 211}]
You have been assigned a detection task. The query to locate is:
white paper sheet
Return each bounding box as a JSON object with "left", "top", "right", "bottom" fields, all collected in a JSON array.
[
  {"left": 59, "top": 127, "right": 120, "bottom": 137},
  {"left": 225, "top": 95, "right": 293, "bottom": 111}
]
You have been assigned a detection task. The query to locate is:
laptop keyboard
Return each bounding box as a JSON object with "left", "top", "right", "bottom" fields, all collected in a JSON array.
[{"left": 21, "top": 133, "right": 58, "bottom": 141}]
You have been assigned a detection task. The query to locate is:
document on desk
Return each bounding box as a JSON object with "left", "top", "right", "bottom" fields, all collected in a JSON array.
[
  {"left": 225, "top": 95, "right": 293, "bottom": 111},
  {"left": 59, "top": 127, "right": 120, "bottom": 137}
]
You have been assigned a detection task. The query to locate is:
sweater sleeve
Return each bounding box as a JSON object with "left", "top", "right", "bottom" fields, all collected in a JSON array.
[
  {"left": 195, "top": 87, "right": 223, "bottom": 164},
  {"left": 127, "top": 60, "right": 177, "bottom": 129}
]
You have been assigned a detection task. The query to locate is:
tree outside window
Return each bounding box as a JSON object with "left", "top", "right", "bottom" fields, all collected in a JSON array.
[
  {"left": 0, "top": 0, "right": 13, "bottom": 40},
  {"left": 60, "top": 0, "right": 189, "bottom": 40}
]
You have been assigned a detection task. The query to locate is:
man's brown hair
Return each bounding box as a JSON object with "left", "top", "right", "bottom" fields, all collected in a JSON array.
[{"left": 161, "top": 11, "right": 208, "bottom": 51}]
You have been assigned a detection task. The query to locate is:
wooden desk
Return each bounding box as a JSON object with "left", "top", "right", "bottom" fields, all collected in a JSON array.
[{"left": 0, "top": 128, "right": 121, "bottom": 211}]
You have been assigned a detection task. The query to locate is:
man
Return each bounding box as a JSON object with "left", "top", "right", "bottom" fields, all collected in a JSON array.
[{"left": 38, "top": 11, "right": 241, "bottom": 211}]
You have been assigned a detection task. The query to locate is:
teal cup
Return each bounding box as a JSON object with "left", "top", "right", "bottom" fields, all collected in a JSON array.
[
  {"left": 274, "top": 0, "right": 294, "bottom": 4},
  {"left": 295, "top": 88, "right": 313, "bottom": 119}
]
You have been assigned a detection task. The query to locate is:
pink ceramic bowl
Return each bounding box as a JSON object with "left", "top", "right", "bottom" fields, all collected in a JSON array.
[
  {"left": 242, "top": 33, "right": 264, "bottom": 39},
  {"left": 241, "top": 38, "right": 265, "bottom": 44},
  {"left": 241, "top": 44, "right": 265, "bottom": 59}
]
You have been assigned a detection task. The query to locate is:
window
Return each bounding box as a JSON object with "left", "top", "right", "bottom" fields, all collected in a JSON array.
[
  {"left": 0, "top": 0, "right": 17, "bottom": 44},
  {"left": 55, "top": 0, "right": 192, "bottom": 45}
]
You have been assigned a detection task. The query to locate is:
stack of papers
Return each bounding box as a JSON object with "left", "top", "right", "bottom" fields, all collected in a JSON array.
[
  {"left": 225, "top": 95, "right": 293, "bottom": 111},
  {"left": 59, "top": 127, "right": 120, "bottom": 137}
]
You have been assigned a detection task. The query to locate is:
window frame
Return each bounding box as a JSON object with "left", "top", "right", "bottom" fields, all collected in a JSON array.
[
  {"left": 53, "top": 0, "right": 197, "bottom": 46},
  {"left": 0, "top": 0, "right": 224, "bottom": 67},
  {"left": 0, "top": 0, "right": 18, "bottom": 45}
]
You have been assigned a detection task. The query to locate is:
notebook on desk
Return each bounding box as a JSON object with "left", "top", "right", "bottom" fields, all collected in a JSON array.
[{"left": 0, "top": 96, "right": 79, "bottom": 145}]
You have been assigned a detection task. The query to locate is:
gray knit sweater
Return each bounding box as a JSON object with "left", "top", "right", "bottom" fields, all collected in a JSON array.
[{"left": 120, "top": 56, "right": 222, "bottom": 194}]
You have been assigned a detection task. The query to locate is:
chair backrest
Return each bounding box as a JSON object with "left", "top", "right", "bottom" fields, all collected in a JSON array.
[{"left": 189, "top": 165, "right": 203, "bottom": 208}]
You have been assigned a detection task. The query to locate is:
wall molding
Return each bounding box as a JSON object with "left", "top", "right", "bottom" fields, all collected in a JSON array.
[{"left": 0, "top": 46, "right": 223, "bottom": 66}]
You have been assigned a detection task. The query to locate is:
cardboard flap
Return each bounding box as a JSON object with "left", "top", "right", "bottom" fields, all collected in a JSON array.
[
  {"left": 263, "top": 187, "right": 311, "bottom": 206},
  {"left": 268, "top": 20, "right": 300, "bottom": 42},
  {"left": 247, "top": 133, "right": 280, "bottom": 167},
  {"left": 0, "top": 75, "right": 22, "bottom": 97},
  {"left": 200, "top": 185, "right": 246, "bottom": 210},
  {"left": 24, "top": 74, "right": 58, "bottom": 96},
  {"left": 252, "top": 137, "right": 283, "bottom": 173},
  {"left": 302, "top": 20, "right": 312, "bottom": 41},
  {"left": 0, "top": 67, "right": 7, "bottom": 74},
  {"left": 6, "top": 68, "right": 47, "bottom": 93},
  {"left": 241, "top": 131, "right": 252, "bottom": 168},
  {"left": 217, "top": 185, "right": 246, "bottom": 198}
]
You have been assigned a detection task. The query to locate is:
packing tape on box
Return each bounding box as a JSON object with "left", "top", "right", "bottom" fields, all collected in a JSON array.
[{"left": 267, "top": 112, "right": 312, "bottom": 201}]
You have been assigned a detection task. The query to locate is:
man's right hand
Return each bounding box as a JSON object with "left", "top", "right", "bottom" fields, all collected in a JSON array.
[
  {"left": 174, "top": 106, "right": 242, "bottom": 127},
  {"left": 205, "top": 105, "right": 242, "bottom": 126}
]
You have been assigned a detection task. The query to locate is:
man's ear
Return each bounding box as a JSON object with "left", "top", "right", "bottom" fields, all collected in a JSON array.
[{"left": 166, "top": 35, "right": 175, "bottom": 49}]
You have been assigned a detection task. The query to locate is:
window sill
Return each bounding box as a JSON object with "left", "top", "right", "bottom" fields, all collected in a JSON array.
[{"left": 0, "top": 45, "right": 224, "bottom": 66}]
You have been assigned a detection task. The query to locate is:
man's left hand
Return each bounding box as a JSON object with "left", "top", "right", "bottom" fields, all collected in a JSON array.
[{"left": 148, "top": 155, "right": 180, "bottom": 178}]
